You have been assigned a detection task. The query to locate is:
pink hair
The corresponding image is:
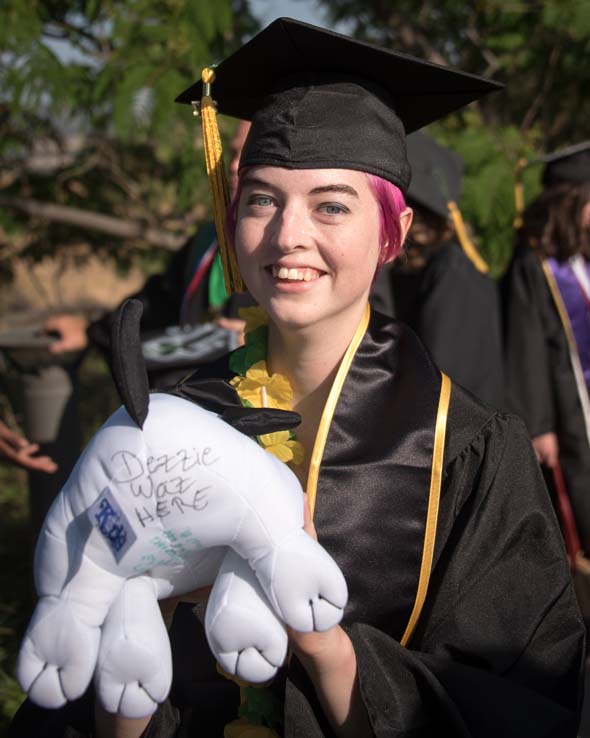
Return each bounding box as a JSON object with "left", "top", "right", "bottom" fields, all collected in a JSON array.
[
  {"left": 226, "top": 169, "right": 407, "bottom": 271},
  {"left": 365, "top": 173, "right": 406, "bottom": 268}
]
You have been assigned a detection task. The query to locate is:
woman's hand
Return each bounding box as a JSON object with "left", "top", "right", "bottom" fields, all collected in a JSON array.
[
  {"left": 287, "top": 496, "right": 371, "bottom": 737},
  {"left": 94, "top": 701, "right": 153, "bottom": 738},
  {"left": 532, "top": 432, "right": 559, "bottom": 468}
]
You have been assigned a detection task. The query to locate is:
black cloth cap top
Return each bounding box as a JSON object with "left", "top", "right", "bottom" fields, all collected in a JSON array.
[
  {"left": 405, "top": 131, "right": 463, "bottom": 218},
  {"left": 540, "top": 141, "right": 590, "bottom": 187},
  {"left": 176, "top": 17, "right": 502, "bottom": 192}
]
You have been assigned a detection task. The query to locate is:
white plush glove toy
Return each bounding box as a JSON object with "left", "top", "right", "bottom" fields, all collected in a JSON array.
[{"left": 17, "top": 300, "right": 348, "bottom": 718}]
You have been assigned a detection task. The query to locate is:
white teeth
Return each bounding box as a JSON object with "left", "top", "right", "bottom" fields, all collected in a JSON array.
[{"left": 271, "top": 265, "right": 320, "bottom": 281}]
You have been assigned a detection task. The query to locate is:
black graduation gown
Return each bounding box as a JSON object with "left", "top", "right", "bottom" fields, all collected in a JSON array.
[
  {"left": 502, "top": 244, "right": 590, "bottom": 555},
  {"left": 9, "top": 311, "right": 585, "bottom": 738},
  {"left": 371, "top": 242, "right": 504, "bottom": 408}
]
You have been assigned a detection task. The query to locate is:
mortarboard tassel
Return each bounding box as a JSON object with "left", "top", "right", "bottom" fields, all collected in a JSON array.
[
  {"left": 513, "top": 157, "right": 527, "bottom": 230},
  {"left": 194, "top": 67, "right": 245, "bottom": 293},
  {"left": 447, "top": 200, "right": 489, "bottom": 274}
]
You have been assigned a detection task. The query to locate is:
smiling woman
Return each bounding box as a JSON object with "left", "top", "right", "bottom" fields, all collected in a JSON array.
[{"left": 10, "top": 16, "right": 586, "bottom": 738}]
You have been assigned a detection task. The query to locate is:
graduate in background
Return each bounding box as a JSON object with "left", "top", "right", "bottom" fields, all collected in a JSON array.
[
  {"left": 503, "top": 141, "right": 590, "bottom": 559},
  {"left": 371, "top": 132, "right": 504, "bottom": 407}
]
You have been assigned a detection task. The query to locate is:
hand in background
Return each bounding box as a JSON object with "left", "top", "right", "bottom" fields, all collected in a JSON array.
[
  {"left": 215, "top": 317, "right": 246, "bottom": 347},
  {"left": 0, "top": 420, "right": 57, "bottom": 473},
  {"left": 532, "top": 432, "right": 559, "bottom": 468},
  {"left": 43, "top": 314, "right": 89, "bottom": 354}
]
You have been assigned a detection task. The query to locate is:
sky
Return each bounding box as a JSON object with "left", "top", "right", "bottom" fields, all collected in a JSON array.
[
  {"left": 250, "top": 0, "right": 327, "bottom": 26},
  {"left": 44, "top": 1, "right": 336, "bottom": 65}
]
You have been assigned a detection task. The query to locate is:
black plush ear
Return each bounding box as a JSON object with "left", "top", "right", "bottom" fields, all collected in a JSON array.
[
  {"left": 220, "top": 406, "right": 301, "bottom": 436},
  {"left": 171, "top": 377, "right": 301, "bottom": 437},
  {"left": 110, "top": 299, "right": 149, "bottom": 428}
]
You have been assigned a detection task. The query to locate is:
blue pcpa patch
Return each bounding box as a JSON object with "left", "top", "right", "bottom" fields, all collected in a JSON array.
[{"left": 88, "top": 487, "right": 137, "bottom": 563}]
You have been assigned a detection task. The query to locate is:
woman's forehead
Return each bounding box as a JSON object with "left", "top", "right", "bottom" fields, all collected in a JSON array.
[{"left": 242, "top": 166, "right": 371, "bottom": 193}]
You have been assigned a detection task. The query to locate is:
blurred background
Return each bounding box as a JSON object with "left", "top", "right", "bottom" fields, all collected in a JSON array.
[{"left": 1, "top": 0, "right": 590, "bottom": 733}]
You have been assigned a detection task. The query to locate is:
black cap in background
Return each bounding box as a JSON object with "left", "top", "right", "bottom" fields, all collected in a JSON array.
[
  {"left": 540, "top": 141, "right": 590, "bottom": 186},
  {"left": 176, "top": 17, "right": 502, "bottom": 192},
  {"left": 405, "top": 132, "right": 463, "bottom": 218}
]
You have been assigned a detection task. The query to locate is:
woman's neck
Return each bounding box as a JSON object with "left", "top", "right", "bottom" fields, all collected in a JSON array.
[{"left": 266, "top": 305, "right": 368, "bottom": 464}]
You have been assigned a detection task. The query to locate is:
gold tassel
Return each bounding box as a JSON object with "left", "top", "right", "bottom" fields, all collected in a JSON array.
[
  {"left": 513, "top": 157, "right": 527, "bottom": 230},
  {"left": 447, "top": 201, "right": 489, "bottom": 274},
  {"left": 194, "top": 67, "right": 245, "bottom": 293}
]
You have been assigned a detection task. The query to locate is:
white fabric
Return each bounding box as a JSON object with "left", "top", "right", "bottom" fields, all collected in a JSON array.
[{"left": 17, "top": 393, "right": 348, "bottom": 717}]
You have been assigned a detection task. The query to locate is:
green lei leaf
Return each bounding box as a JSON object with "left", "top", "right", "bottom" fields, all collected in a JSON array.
[
  {"left": 238, "top": 686, "right": 283, "bottom": 729},
  {"left": 228, "top": 325, "right": 268, "bottom": 377}
]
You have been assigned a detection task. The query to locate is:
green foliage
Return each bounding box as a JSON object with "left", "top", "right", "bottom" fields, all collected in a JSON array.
[
  {"left": 318, "top": 0, "right": 590, "bottom": 274},
  {"left": 432, "top": 114, "right": 542, "bottom": 275},
  {"left": 0, "top": 461, "right": 30, "bottom": 734},
  {"left": 1, "top": 0, "right": 258, "bottom": 287}
]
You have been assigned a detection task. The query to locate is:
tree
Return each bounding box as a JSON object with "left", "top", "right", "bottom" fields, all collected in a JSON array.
[
  {"left": 317, "top": 0, "right": 590, "bottom": 272},
  {"left": 0, "top": 0, "right": 258, "bottom": 286}
]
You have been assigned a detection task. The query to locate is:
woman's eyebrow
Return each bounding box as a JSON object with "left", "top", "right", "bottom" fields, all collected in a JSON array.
[
  {"left": 240, "top": 176, "right": 276, "bottom": 191},
  {"left": 309, "top": 184, "right": 359, "bottom": 197}
]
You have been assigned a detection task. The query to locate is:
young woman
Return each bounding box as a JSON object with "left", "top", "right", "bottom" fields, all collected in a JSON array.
[
  {"left": 503, "top": 170, "right": 590, "bottom": 559},
  {"left": 10, "top": 18, "right": 585, "bottom": 738}
]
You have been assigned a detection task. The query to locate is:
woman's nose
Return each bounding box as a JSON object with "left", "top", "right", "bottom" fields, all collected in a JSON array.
[{"left": 272, "top": 206, "right": 310, "bottom": 252}]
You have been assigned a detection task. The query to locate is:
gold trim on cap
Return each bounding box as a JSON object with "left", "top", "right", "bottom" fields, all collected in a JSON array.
[{"left": 448, "top": 201, "right": 489, "bottom": 274}]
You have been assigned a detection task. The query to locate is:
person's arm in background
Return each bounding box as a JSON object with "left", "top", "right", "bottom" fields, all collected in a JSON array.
[
  {"left": 43, "top": 314, "right": 90, "bottom": 354},
  {"left": 501, "top": 247, "right": 560, "bottom": 467},
  {"left": 0, "top": 419, "right": 57, "bottom": 473},
  {"left": 42, "top": 238, "right": 196, "bottom": 359}
]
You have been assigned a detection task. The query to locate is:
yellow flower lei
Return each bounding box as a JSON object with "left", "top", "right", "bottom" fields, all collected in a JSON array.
[{"left": 229, "top": 308, "right": 304, "bottom": 466}]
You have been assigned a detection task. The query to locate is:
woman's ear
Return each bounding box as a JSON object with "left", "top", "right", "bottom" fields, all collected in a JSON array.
[{"left": 399, "top": 207, "right": 414, "bottom": 245}]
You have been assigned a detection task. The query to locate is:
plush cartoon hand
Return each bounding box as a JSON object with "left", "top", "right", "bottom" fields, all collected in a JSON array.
[{"left": 16, "top": 395, "right": 347, "bottom": 716}]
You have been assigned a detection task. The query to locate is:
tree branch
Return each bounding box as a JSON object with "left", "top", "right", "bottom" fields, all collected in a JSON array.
[
  {"left": 0, "top": 196, "right": 186, "bottom": 250},
  {"left": 520, "top": 44, "right": 561, "bottom": 132}
]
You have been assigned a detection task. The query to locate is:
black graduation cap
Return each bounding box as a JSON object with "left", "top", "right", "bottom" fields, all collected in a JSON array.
[
  {"left": 405, "top": 131, "right": 463, "bottom": 219},
  {"left": 404, "top": 131, "right": 489, "bottom": 272},
  {"left": 176, "top": 17, "right": 502, "bottom": 192},
  {"left": 540, "top": 141, "right": 590, "bottom": 187}
]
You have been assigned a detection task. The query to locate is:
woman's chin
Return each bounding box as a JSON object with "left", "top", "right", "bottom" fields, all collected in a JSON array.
[{"left": 264, "top": 300, "right": 323, "bottom": 331}]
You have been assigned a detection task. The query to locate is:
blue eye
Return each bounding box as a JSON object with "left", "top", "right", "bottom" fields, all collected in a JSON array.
[
  {"left": 248, "top": 194, "right": 274, "bottom": 207},
  {"left": 320, "top": 203, "right": 348, "bottom": 215}
]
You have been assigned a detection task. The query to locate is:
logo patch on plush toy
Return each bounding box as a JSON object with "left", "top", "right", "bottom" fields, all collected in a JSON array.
[{"left": 89, "top": 487, "right": 137, "bottom": 562}]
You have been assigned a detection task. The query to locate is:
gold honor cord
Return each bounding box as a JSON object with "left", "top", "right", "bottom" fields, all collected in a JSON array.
[
  {"left": 306, "top": 303, "right": 371, "bottom": 518},
  {"left": 541, "top": 261, "right": 590, "bottom": 448},
  {"left": 194, "top": 67, "right": 245, "bottom": 294},
  {"left": 447, "top": 201, "right": 489, "bottom": 274},
  {"left": 400, "top": 372, "right": 451, "bottom": 648}
]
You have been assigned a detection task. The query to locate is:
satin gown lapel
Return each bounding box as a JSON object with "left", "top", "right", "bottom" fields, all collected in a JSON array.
[{"left": 313, "top": 310, "right": 441, "bottom": 640}]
